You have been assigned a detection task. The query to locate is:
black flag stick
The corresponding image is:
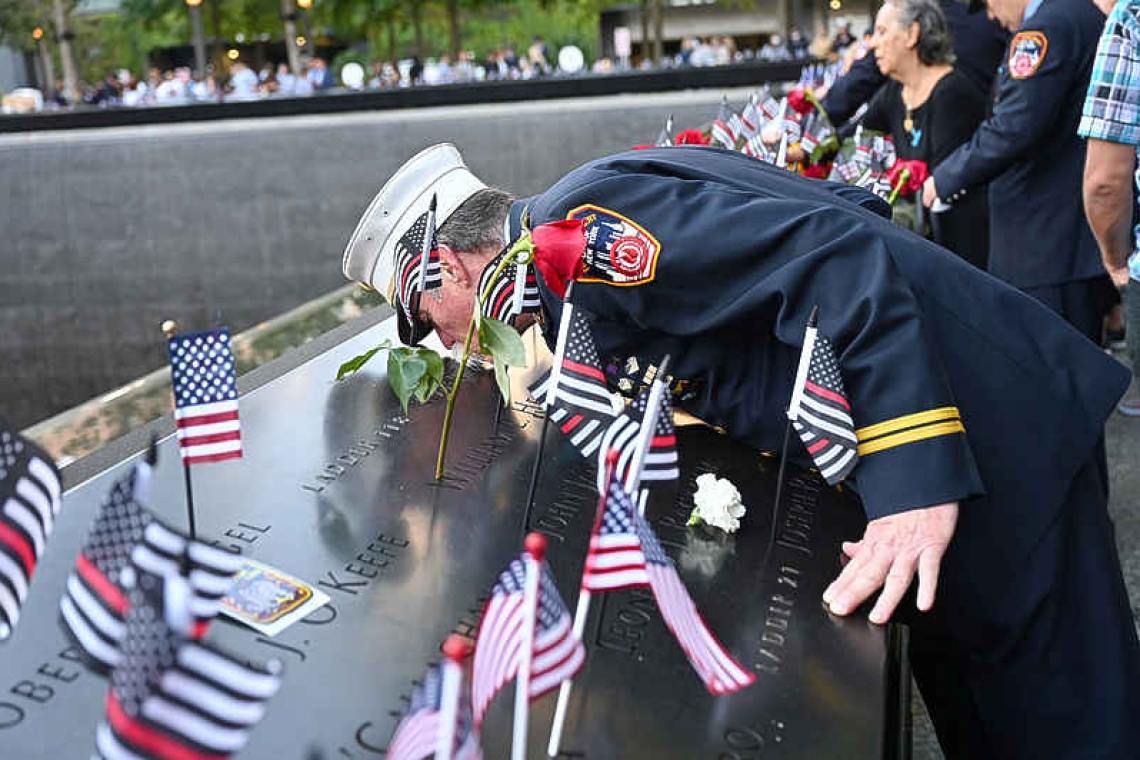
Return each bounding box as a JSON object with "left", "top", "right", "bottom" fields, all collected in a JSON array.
[
  {"left": 162, "top": 319, "right": 198, "bottom": 540},
  {"left": 521, "top": 282, "right": 576, "bottom": 534},
  {"left": 766, "top": 306, "right": 819, "bottom": 579}
]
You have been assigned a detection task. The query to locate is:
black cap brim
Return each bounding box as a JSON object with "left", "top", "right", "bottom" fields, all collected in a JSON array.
[{"left": 395, "top": 294, "right": 433, "bottom": 346}]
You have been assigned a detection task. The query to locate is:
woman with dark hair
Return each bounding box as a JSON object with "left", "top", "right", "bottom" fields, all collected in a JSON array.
[{"left": 861, "top": 0, "right": 989, "bottom": 268}]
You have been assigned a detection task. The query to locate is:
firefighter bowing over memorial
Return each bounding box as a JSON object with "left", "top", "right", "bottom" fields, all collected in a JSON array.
[{"left": 342, "top": 143, "right": 1140, "bottom": 759}]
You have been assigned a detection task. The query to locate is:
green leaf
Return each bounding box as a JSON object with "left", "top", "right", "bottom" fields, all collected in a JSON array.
[
  {"left": 493, "top": 359, "right": 512, "bottom": 405},
  {"left": 335, "top": 341, "right": 391, "bottom": 380},
  {"left": 479, "top": 317, "right": 526, "bottom": 367},
  {"left": 388, "top": 350, "right": 428, "bottom": 414},
  {"left": 414, "top": 348, "right": 445, "bottom": 403}
]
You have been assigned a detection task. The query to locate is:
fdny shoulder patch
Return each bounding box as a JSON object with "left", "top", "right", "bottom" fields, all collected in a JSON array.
[
  {"left": 1009, "top": 31, "right": 1047, "bottom": 80},
  {"left": 567, "top": 204, "right": 661, "bottom": 286}
]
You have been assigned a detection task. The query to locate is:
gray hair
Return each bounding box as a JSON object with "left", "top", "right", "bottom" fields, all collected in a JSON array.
[
  {"left": 437, "top": 188, "right": 515, "bottom": 254},
  {"left": 887, "top": 0, "right": 956, "bottom": 66}
]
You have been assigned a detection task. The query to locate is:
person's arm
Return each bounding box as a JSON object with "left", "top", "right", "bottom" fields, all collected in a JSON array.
[
  {"left": 1078, "top": 8, "right": 1140, "bottom": 286},
  {"left": 530, "top": 159, "right": 984, "bottom": 621},
  {"left": 1083, "top": 139, "right": 1136, "bottom": 286},
  {"left": 858, "top": 82, "right": 892, "bottom": 134},
  {"left": 820, "top": 53, "right": 888, "bottom": 124},
  {"left": 929, "top": 24, "right": 1076, "bottom": 202}
]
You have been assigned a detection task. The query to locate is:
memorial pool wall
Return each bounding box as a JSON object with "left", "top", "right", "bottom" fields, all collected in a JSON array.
[{"left": 0, "top": 87, "right": 749, "bottom": 429}]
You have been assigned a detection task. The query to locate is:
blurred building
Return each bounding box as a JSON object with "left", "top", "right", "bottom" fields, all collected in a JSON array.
[
  {"left": 0, "top": 45, "right": 29, "bottom": 93},
  {"left": 599, "top": 0, "right": 874, "bottom": 60}
]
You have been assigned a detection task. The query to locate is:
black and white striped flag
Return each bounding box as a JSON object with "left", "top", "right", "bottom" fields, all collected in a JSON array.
[
  {"left": 526, "top": 304, "right": 617, "bottom": 459},
  {"left": 477, "top": 245, "right": 541, "bottom": 323},
  {"left": 60, "top": 462, "right": 242, "bottom": 671},
  {"left": 93, "top": 571, "right": 281, "bottom": 760},
  {"left": 789, "top": 312, "right": 858, "bottom": 485},
  {"left": 595, "top": 384, "right": 679, "bottom": 494},
  {"left": 0, "top": 421, "right": 61, "bottom": 642}
]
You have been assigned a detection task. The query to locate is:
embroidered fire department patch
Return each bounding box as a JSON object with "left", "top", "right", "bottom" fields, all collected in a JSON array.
[
  {"left": 567, "top": 204, "right": 661, "bottom": 286},
  {"left": 1009, "top": 31, "right": 1047, "bottom": 79}
]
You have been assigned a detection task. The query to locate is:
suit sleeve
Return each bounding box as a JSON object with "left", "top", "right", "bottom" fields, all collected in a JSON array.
[
  {"left": 820, "top": 53, "right": 888, "bottom": 125},
  {"left": 532, "top": 169, "right": 985, "bottom": 520},
  {"left": 933, "top": 25, "right": 1074, "bottom": 198}
]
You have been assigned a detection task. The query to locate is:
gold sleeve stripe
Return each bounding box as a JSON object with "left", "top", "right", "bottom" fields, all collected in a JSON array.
[
  {"left": 857, "top": 421, "right": 966, "bottom": 456},
  {"left": 856, "top": 407, "right": 960, "bottom": 441}
]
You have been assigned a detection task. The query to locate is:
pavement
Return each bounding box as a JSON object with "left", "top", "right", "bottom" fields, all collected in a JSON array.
[{"left": 912, "top": 346, "right": 1140, "bottom": 759}]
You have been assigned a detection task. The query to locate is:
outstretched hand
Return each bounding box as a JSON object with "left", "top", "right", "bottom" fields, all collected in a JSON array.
[{"left": 823, "top": 502, "right": 958, "bottom": 625}]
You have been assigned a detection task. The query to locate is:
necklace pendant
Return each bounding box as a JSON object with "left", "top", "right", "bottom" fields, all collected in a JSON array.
[{"left": 904, "top": 116, "right": 914, "bottom": 133}]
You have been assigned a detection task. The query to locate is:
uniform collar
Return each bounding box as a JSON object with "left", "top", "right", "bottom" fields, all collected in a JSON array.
[
  {"left": 1022, "top": 0, "right": 1045, "bottom": 24},
  {"left": 505, "top": 198, "right": 535, "bottom": 246}
]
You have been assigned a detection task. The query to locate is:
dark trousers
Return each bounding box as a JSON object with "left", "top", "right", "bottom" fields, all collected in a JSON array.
[
  {"left": 1125, "top": 281, "right": 1140, "bottom": 382},
  {"left": 908, "top": 459, "right": 1140, "bottom": 759}
]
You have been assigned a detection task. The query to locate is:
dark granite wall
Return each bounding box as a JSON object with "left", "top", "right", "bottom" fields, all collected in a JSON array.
[{"left": 0, "top": 91, "right": 730, "bottom": 428}]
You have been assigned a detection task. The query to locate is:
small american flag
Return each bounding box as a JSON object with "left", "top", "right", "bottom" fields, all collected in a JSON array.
[
  {"left": 0, "top": 422, "right": 61, "bottom": 642},
  {"left": 477, "top": 245, "right": 541, "bottom": 323},
  {"left": 790, "top": 318, "right": 858, "bottom": 485},
  {"left": 93, "top": 573, "right": 282, "bottom": 760},
  {"left": 585, "top": 483, "right": 755, "bottom": 695},
  {"left": 739, "top": 95, "right": 760, "bottom": 138},
  {"left": 60, "top": 463, "right": 242, "bottom": 670},
  {"left": 743, "top": 132, "right": 775, "bottom": 163},
  {"left": 526, "top": 306, "right": 616, "bottom": 459},
  {"left": 711, "top": 96, "right": 738, "bottom": 149},
  {"left": 167, "top": 329, "right": 242, "bottom": 465},
  {"left": 594, "top": 385, "right": 679, "bottom": 493},
  {"left": 471, "top": 558, "right": 584, "bottom": 724},
  {"left": 387, "top": 664, "right": 482, "bottom": 760},
  {"left": 758, "top": 88, "right": 782, "bottom": 122}
]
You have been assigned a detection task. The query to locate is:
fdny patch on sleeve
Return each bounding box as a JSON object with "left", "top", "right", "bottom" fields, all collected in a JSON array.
[
  {"left": 1008, "top": 31, "right": 1047, "bottom": 79},
  {"left": 567, "top": 204, "right": 661, "bottom": 286}
]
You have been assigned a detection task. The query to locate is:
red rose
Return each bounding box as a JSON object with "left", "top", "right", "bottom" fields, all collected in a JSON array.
[
  {"left": 887, "top": 159, "right": 930, "bottom": 195},
  {"left": 801, "top": 163, "right": 830, "bottom": 180},
  {"left": 532, "top": 220, "right": 586, "bottom": 299},
  {"left": 675, "top": 128, "right": 710, "bottom": 145},
  {"left": 787, "top": 89, "right": 814, "bottom": 116}
]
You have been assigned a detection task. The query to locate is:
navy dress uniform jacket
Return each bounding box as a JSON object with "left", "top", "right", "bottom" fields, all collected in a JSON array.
[
  {"left": 932, "top": 0, "right": 1105, "bottom": 289},
  {"left": 510, "top": 146, "right": 1128, "bottom": 657}
]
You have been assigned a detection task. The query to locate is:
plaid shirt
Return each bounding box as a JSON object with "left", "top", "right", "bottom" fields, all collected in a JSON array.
[{"left": 1079, "top": 0, "right": 1140, "bottom": 281}]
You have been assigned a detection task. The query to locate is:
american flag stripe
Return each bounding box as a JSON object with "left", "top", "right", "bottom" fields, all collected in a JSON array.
[
  {"left": 387, "top": 713, "right": 441, "bottom": 760},
  {"left": 711, "top": 118, "right": 733, "bottom": 149},
  {"left": 582, "top": 534, "right": 650, "bottom": 591},
  {"left": 644, "top": 565, "right": 755, "bottom": 694},
  {"left": 529, "top": 618, "right": 585, "bottom": 699},
  {"left": 472, "top": 591, "right": 526, "bottom": 722}
]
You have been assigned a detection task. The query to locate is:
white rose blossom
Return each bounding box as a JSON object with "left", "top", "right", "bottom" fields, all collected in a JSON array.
[{"left": 687, "top": 473, "right": 747, "bottom": 534}]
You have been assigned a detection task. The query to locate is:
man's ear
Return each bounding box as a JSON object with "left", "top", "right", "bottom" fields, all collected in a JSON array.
[{"left": 437, "top": 243, "right": 473, "bottom": 288}]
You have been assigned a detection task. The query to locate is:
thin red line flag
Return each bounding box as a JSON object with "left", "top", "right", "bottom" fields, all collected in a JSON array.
[
  {"left": 0, "top": 420, "right": 61, "bottom": 642},
  {"left": 93, "top": 572, "right": 282, "bottom": 760},
  {"left": 60, "top": 462, "right": 242, "bottom": 671},
  {"left": 788, "top": 312, "right": 858, "bottom": 485}
]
